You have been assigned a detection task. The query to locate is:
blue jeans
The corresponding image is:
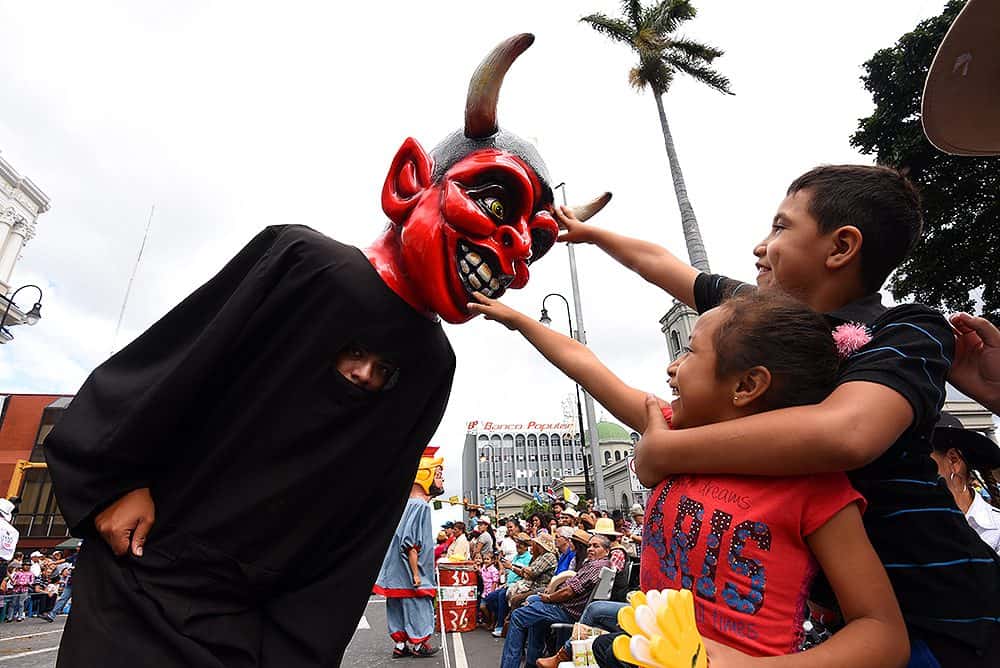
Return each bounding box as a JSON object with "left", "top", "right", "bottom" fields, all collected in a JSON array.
[
  {"left": 483, "top": 587, "right": 509, "bottom": 630},
  {"left": 500, "top": 595, "right": 573, "bottom": 668},
  {"left": 563, "top": 600, "right": 627, "bottom": 654},
  {"left": 50, "top": 585, "right": 72, "bottom": 616}
]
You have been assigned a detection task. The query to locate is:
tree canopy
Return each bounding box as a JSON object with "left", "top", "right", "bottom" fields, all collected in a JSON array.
[
  {"left": 852, "top": 0, "right": 1000, "bottom": 319},
  {"left": 581, "top": 0, "right": 731, "bottom": 96}
]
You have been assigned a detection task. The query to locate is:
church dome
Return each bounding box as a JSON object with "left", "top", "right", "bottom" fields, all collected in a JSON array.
[{"left": 597, "top": 420, "right": 630, "bottom": 443}]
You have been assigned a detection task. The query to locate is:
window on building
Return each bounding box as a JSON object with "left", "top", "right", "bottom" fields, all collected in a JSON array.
[
  {"left": 670, "top": 330, "right": 682, "bottom": 358},
  {"left": 528, "top": 454, "right": 537, "bottom": 461},
  {"left": 604, "top": 451, "right": 612, "bottom": 465},
  {"left": 615, "top": 451, "right": 622, "bottom": 461}
]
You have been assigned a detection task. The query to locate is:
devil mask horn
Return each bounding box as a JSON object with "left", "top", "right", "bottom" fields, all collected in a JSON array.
[
  {"left": 465, "top": 33, "right": 535, "bottom": 139},
  {"left": 570, "top": 192, "right": 613, "bottom": 222}
]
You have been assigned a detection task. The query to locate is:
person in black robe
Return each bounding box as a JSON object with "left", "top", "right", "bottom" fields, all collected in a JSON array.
[{"left": 42, "top": 34, "right": 609, "bottom": 667}]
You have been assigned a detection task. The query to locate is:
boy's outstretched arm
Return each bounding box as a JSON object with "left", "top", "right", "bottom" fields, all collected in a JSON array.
[
  {"left": 468, "top": 293, "right": 655, "bottom": 432},
  {"left": 554, "top": 206, "right": 699, "bottom": 309},
  {"left": 635, "top": 383, "right": 912, "bottom": 484}
]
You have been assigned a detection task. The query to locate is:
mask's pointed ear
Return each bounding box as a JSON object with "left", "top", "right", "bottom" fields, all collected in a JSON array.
[{"left": 382, "top": 137, "right": 433, "bottom": 224}]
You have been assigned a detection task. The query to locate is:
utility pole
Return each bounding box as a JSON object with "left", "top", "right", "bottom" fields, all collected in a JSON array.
[{"left": 554, "top": 183, "right": 607, "bottom": 509}]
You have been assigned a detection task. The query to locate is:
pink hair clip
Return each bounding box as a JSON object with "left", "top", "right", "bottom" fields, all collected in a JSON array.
[{"left": 832, "top": 322, "right": 872, "bottom": 359}]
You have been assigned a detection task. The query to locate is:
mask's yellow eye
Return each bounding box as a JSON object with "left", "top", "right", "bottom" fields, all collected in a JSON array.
[{"left": 482, "top": 197, "right": 505, "bottom": 221}]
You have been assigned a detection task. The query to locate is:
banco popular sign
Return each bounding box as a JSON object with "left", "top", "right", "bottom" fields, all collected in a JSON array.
[{"left": 467, "top": 420, "right": 575, "bottom": 433}]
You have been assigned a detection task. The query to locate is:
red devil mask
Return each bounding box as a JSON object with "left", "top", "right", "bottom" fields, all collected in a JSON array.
[{"left": 367, "top": 34, "right": 610, "bottom": 324}]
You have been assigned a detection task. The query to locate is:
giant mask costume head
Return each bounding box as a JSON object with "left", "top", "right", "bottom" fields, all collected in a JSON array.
[
  {"left": 414, "top": 446, "right": 445, "bottom": 498},
  {"left": 367, "top": 34, "right": 611, "bottom": 324}
]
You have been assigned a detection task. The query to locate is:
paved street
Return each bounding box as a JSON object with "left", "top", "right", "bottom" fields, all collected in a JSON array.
[
  {"left": 345, "top": 596, "right": 503, "bottom": 667},
  {"left": 0, "top": 615, "right": 65, "bottom": 667},
  {"left": 0, "top": 599, "right": 504, "bottom": 667}
]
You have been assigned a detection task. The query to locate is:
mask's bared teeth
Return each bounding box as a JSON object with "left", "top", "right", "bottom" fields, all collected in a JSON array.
[{"left": 489, "top": 278, "right": 499, "bottom": 290}]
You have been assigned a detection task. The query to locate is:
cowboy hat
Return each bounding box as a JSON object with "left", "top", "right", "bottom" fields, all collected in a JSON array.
[
  {"left": 933, "top": 412, "right": 1000, "bottom": 470},
  {"left": 532, "top": 532, "right": 557, "bottom": 554},
  {"left": 593, "top": 517, "right": 622, "bottom": 537}
]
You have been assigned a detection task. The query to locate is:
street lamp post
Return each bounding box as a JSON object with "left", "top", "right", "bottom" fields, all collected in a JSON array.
[
  {"left": 0, "top": 284, "right": 43, "bottom": 343},
  {"left": 552, "top": 183, "right": 607, "bottom": 509},
  {"left": 540, "top": 292, "right": 593, "bottom": 504}
]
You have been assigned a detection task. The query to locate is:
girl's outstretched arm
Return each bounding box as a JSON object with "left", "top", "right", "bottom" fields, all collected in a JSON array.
[
  {"left": 554, "top": 206, "right": 699, "bottom": 308},
  {"left": 468, "top": 293, "right": 655, "bottom": 432},
  {"left": 705, "top": 503, "right": 908, "bottom": 668}
]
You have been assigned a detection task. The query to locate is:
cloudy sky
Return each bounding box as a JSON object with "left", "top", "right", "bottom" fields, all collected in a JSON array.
[{"left": 0, "top": 1, "right": 952, "bottom": 511}]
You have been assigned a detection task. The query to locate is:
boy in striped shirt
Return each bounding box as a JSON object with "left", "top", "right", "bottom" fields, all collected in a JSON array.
[{"left": 557, "top": 164, "right": 999, "bottom": 666}]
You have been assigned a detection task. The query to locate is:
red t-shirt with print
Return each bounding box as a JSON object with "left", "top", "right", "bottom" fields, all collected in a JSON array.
[{"left": 641, "top": 405, "right": 864, "bottom": 656}]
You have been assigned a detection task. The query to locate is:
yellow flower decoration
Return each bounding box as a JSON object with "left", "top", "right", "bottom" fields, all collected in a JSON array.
[{"left": 612, "top": 589, "right": 707, "bottom": 668}]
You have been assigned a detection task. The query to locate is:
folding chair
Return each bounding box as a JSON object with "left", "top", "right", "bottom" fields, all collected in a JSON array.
[{"left": 548, "top": 567, "right": 616, "bottom": 649}]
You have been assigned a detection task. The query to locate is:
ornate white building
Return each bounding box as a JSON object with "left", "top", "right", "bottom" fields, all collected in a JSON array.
[{"left": 0, "top": 151, "right": 50, "bottom": 343}]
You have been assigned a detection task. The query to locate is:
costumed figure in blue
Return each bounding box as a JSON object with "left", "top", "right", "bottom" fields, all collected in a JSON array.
[{"left": 373, "top": 447, "right": 444, "bottom": 658}]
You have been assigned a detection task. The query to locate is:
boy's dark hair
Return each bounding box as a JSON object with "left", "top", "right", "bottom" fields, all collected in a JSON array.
[
  {"left": 787, "top": 165, "right": 922, "bottom": 292},
  {"left": 714, "top": 291, "right": 839, "bottom": 410}
]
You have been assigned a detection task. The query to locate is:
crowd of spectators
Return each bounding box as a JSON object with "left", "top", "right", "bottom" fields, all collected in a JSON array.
[
  {"left": 432, "top": 500, "right": 647, "bottom": 667},
  {"left": 0, "top": 548, "right": 75, "bottom": 623}
]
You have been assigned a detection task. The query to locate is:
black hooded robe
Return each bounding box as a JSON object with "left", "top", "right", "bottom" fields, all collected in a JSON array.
[{"left": 43, "top": 225, "right": 455, "bottom": 667}]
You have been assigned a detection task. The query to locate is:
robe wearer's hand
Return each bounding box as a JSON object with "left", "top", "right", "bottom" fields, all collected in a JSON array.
[
  {"left": 949, "top": 313, "right": 1000, "bottom": 414},
  {"left": 94, "top": 487, "right": 155, "bottom": 558},
  {"left": 553, "top": 206, "right": 594, "bottom": 244}
]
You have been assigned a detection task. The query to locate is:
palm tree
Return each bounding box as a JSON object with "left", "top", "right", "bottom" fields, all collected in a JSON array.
[{"left": 582, "top": 0, "right": 732, "bottom": 272}]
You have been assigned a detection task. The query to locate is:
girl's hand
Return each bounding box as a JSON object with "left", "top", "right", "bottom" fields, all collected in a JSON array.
[
  {"left": 467, "top": 292, "right": 523, "bottom": 330},
  {"left": 554, "top": 205, "right": 595, "bottom": 244}
]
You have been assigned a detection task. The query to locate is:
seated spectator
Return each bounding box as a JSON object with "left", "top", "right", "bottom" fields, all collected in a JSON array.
[
  {"left": 554, "top": 527, "right": 576, "bottom": 574},
  {"left": 592, "top": 518, "right": 627, "bottom": 573},
  {"left": 499, "top": 534, "right": 611, "bottom": 668},
  {"left": 433, "top": 530, "right": 451, "bottom": 564},
  {"left": 471, "top": 517, "right": 495, "bottom": 561},
  {"left": 498, "top": 520, "right": 519, "bottom": 561},
  {"left": 484, "top": 532, "right": 533, "bottom": 637},
  {"left": 501, "top": 533, "right": 559, "bottom": 621},
  {"left": 627, "top": 504, "right": 644, "bottom": 545},
  {"left": 445, "top": 521, "right": 469, "bottom": 561},
  {"left": 570, "top": 528, "right": 592, "bottom": 571}
]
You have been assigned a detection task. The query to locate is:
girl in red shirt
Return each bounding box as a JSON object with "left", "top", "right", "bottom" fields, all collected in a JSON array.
[{"left": 470, "top": 290, "right": 908, "bottom": 667}]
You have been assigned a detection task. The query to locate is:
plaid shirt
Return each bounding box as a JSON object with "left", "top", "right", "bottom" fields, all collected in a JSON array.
[
  {"left": 556, "top": 557, "right": 611, "bottom": 620},
  {"left": 521, "top": 550, "right": 557, "bottom": 592}
]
